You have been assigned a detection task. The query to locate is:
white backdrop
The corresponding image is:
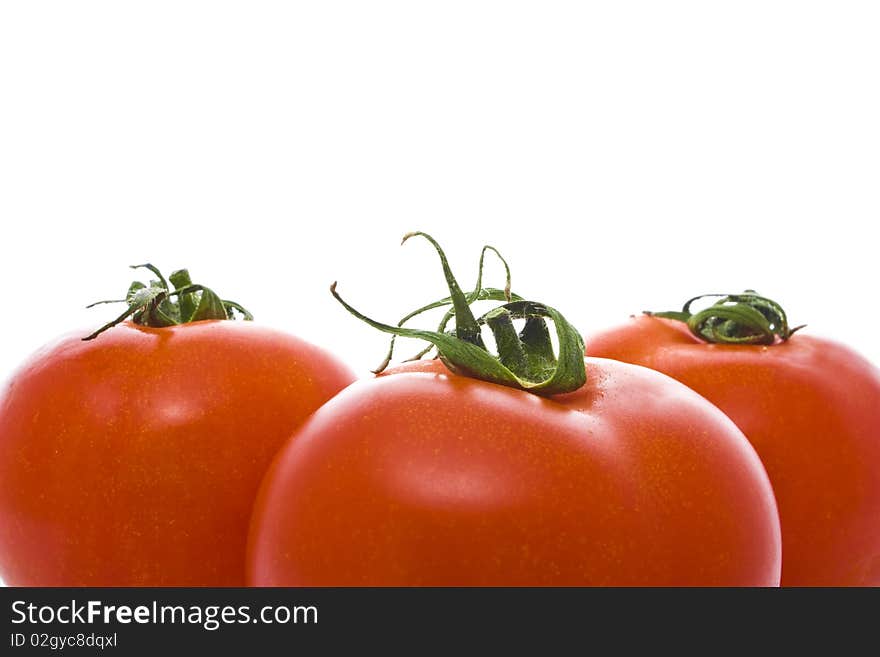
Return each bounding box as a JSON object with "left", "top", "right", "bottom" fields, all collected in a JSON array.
[{"left": 1, "top": 1, "right": 878, "bottom": 380}]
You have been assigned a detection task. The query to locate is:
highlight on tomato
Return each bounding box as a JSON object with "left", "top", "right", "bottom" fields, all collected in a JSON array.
[
  {"left": 0, "top": 265, "right": 355, "bottom": 586},
  {"left": 586, "top": 292, "right": 880, "bottom": 586},
  {"left": 246, "top": 234, "right": 782, "bottom": 586}
]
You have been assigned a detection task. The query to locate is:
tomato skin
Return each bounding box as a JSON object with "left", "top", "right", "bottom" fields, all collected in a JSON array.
[
  {"left": 586, "top": 315, "right": 880, "bottom": 586},
  {"left": 247, "top": 357, "right": 780, "bottom": 586},
  {"left": 0, "top": 320, "right": 354, "bottom": 586}
]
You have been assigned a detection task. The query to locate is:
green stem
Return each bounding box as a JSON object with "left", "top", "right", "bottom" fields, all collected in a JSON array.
[
  {"left": 83, "top": 264, "right": 253, "bottom": 341},
  {"left": 333, "top": 233, "right": 587, "bottom": 396},
  {"left": 648, "top": 290, "right": 805, "bottom": 345}
]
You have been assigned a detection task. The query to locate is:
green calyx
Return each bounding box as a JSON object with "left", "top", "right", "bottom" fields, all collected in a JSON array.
[
  {"left": 648, "top": 290, "right": 805, "bottom": 345},
  {"left": 83, "top": 264, "right": 253, "bottom": 341},
  {"left": 331, "top": 232, "right": 587, "bottom": 396}
]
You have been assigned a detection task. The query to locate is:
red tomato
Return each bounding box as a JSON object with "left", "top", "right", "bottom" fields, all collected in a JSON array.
[
  {"left": 0, "top": 320, "right": 354, "bottom": 586},
  {"left": 247, "top": 357, "right": 781, "bottom": 586},
  {"left": 586, "top": 315, "right": 880, "bottom": 586}
]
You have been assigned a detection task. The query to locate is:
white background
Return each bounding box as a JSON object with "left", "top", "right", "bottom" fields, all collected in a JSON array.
[{"left": 1, "top": 1, "right": 878, "bottom": 380}]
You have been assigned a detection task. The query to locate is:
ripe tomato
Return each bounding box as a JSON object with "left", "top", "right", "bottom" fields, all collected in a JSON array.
[
  {"left": 247, "top": 357, "right": 781, "bottom": 586},
  {"left": 587, "top": 313, "right": 880, "bottom": 586},
  {"left": 0, "top": 320, "right": 354, "bottom": 586}
]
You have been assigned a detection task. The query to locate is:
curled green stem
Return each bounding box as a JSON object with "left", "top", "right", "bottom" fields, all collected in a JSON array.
[
  {"left": 334, "top": 233, "right": 587, "bottom": 396},
  {"left": 648, "top": 290, "right": 805, "bottom": 345},
  {"left": 83, "top": 265, "right": 252, "bottom": 341}
]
